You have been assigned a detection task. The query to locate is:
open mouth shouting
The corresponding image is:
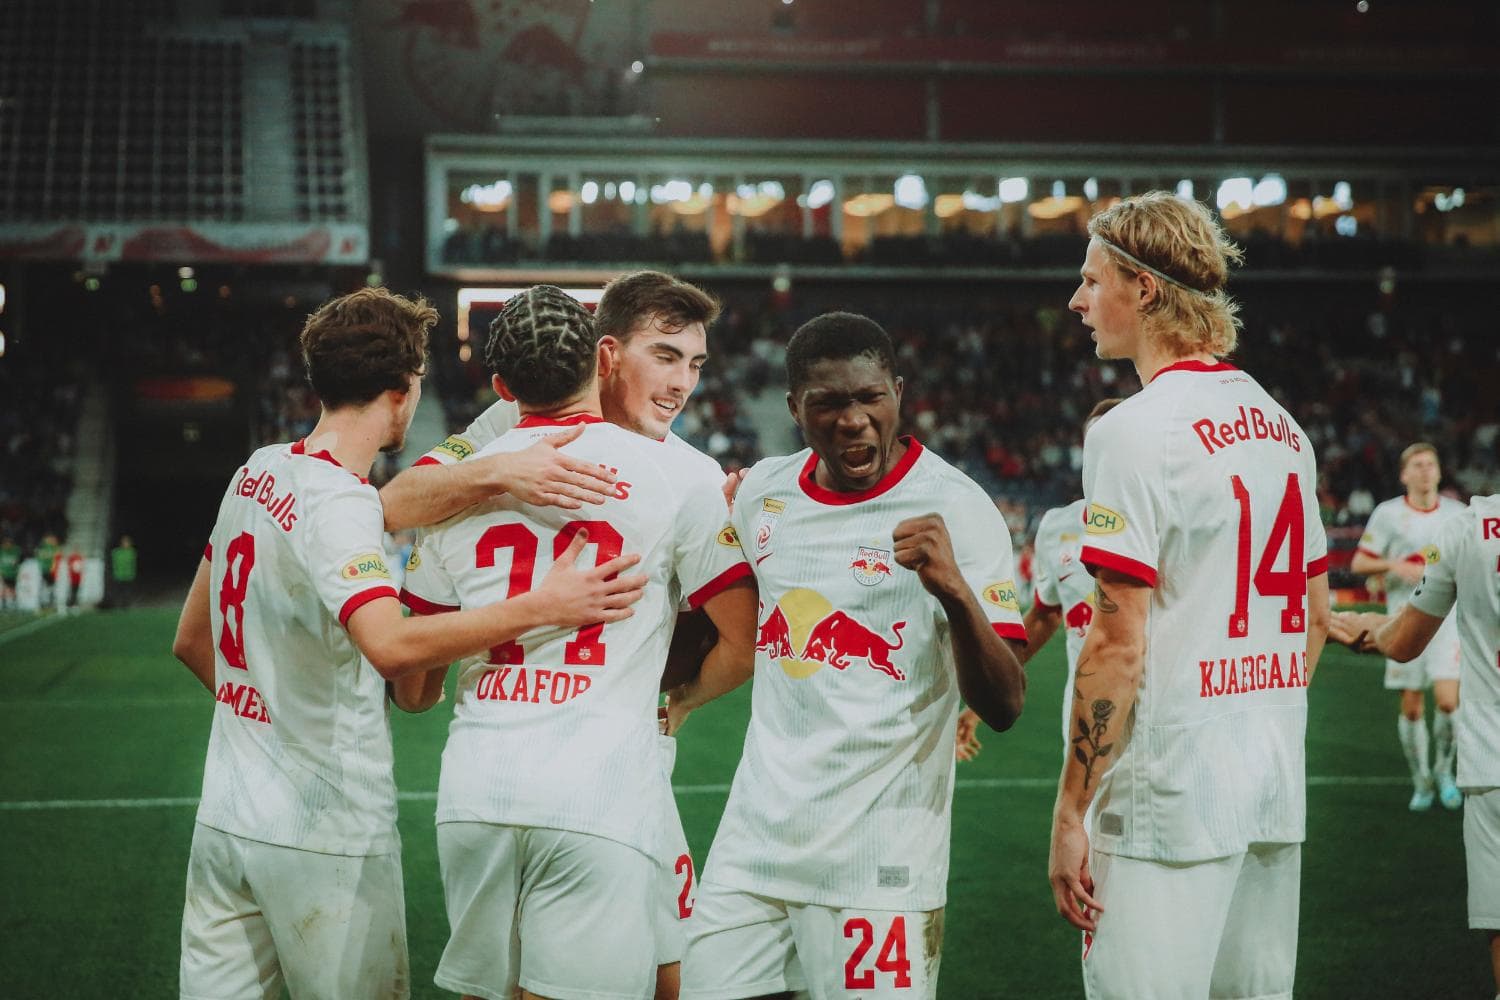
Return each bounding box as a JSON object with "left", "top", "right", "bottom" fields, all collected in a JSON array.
[{"left": 839, "top": 442, "right": 880, "bottom": 480}]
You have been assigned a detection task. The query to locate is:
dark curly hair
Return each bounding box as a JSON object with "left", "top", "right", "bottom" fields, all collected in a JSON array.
[
  {"left": 596, "top": 270, "right": 720, "bottom": 341},
  {"left": 300, "top": 287, "right": 435, "bottom": 408},
  {"left": 484, "top": 284, "right": 599, "bottom": 407},
  {"left": 785, "top": 311, "right": 897, "bottom": 392}
]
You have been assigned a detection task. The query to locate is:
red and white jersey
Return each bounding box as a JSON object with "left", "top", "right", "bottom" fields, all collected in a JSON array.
[
  {"left": 1032, "top": 498, "right": 1096, "bottom": 739},
  {"left": 703, "top": 440, "right": 1026, "bottom": 910},
  {"left": 1408, "top": 495, "right": 1500, "bottom": 789},
  {"left": 1080, "top": 361, "right": 1327, "bottom": 863},
  {"left": 196, "top": 440, "right": 400, "bottom": 856},
  {"left": 400, "top": 415, "right": 749, "bottom": 856},
  {"left": 1357, "top": 494, "right": 1468, "bottom": 612}
]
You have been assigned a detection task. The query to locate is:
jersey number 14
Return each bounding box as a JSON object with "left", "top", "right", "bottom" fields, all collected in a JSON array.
[{"left": 1228, "top": 473, "right": 1306, "bottom": 638}]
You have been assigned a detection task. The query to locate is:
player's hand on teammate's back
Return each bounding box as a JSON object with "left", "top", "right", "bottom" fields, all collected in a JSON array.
[
  {"left": 1048, "top": 819, "right": 1102, "bottom": 932},
  {"left": 954, "top": 708, "right": 983, "bottom": 761},
  {"left": 483, "top": 424, "right": 616, "bottom": 510},
  {"left": 892, "top": 513, "right": 966, "bottom": 600},
  {"left": 534, "top": 529, "right": 646, "bottom": 626}
]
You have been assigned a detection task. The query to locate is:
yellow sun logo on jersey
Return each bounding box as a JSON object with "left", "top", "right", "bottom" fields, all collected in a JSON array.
[
  {"left": 342, "top": 553, "right": 391, "bottom": 581},
  {"left": 757, "top": 588, "right": 908, "bottom": 682},
  {"left": 717, "top": 526, "right": 741, "bottom": 548}
]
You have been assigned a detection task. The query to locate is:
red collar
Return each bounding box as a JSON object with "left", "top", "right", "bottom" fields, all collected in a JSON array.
[
  {"left": 1149, "top": 359, "right": 1238, "bottom": 383},
  {"left": 516, "top": 412, "right": 606, "bottom": 429},
  {"left": 799, "top": 437, "right": 923, "bottom": 506},
  {"left": 1404, "top": 495, "right": 1440, "bottom": 513},
  {"left": 291, "top": 439, "right": 369, "bottom": 483}
]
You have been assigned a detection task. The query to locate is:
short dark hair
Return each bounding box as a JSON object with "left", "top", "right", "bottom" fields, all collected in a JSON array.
[
  {"left": 300, "top": 287, "right": 435, "bottom": 409},
  {"left": 485, "top": 284, "right": 598, "bottom": 407},
  {"left": 595, "top": 270, "right": 720, "bottom": 341},
  {"left": 785, "top": 312, "right": 897, "bottom": 391}
]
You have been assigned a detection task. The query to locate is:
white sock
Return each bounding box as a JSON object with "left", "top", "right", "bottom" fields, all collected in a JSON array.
[
  {"left": 1398, "top": 715, "right": 1432, "bottom": 787},
  {"left": 1433, "top": 709, "right": 1458, "bottom": 781}
]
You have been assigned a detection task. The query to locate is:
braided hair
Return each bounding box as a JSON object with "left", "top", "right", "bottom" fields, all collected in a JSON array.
[{"left": 484, "top": 285, "right": 599, "bottom": 407}]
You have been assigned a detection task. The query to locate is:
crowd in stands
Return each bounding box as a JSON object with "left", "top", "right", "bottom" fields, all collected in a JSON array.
[{"left": 0, "top": 337, "right": 84, "bottom": 559}]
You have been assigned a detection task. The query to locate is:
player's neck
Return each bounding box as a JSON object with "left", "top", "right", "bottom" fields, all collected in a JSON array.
[
  {"left": 1406, "top": 489, "right": 1438, "bottom": 511},
  {"left": 1137, "top": 344, "right": 1219, "bottom": 386},
  {"left": 517, "top": 385, "right": 603, "bottom": 423},
  {"left": 303, "top": 409, "right": 388, "bottom": 477}
]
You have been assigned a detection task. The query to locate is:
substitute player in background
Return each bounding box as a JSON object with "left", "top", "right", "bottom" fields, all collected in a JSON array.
[
  {"left": 396, "top": 286, "right": 756, "bottom": 1000},
  {"left": 382, "top": 270, "right": 724, "bottom": 999},
  {"left": 1048, "top": 192, "right": 1330, "bottom": 1000},
  {"left": 1350, "top": 443, "right": 1466, "bottom": 811},
  {"left": 679, "top": 312, "right": 1027, "bottom": 999},
  {"left": 1331, "top": 493, "right": 1500, "bottom": 1000},
  {"left": 170, "top": 288, "right": 645, "bottom": 1000},
  {"left": 956, "top": 398, "right": 1121, "bottom": 761}
]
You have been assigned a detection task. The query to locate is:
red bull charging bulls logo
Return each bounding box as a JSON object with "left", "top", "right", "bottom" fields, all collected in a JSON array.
[
  {"left": 849, "top": 545, "right": 894, "bottom": 586},
  {"left": 756, "top": 588, "right": 908, "bottom": 681}
]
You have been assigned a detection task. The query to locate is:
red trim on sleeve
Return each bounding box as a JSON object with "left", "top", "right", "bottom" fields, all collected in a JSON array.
[
  {"left": 1306, "top": 555, "right": 1328, "bottom": 578},
  {"left": 687, "top": 562, "right": 753, "bottom": 609},
  {"left": 993, "top": 622, "right": 1028, "bottom": 643},
  {"left": 1148, "top": 359, "right": 1238, "bottom": 384},
  {"left": 412, "top": 455, "right": 442, "bottom": 468},
  {"left": 1080, "top": 545, "right": 1158, "bottom": 588},
  {"left": 798, "top": 437, "right": 924, "bottom": 506},
  {"left": 338, "top": 586, "right": 398, "bottom": 627},
  {"left": 516, "top": 412, "right": 606, "bottom": 429},
  {"left": 1033, "top": 595, "right": 1061, "bottom": 613},
  {"left": 1354, "top": 546, "right": 1382, "bottom": 560},
  {"left": 204, "top": 542, "right": 213, "bottom": 561},
  {"left": 291, "top": 439, "right": 369, "bottom": 484},
  {"left": 400, "top": 589, "right": 461, "bottom": 616}
]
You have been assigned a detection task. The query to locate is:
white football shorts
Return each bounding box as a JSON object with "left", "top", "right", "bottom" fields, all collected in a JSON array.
[
  {"left": 656, "top": 733, "right": 694, "bottom": 967},
  {"left": 179, "top": 822, "right": 408, "bottom": 1000},
  {"left": 1384, "top": 614, "right": 1461, "bottom": 689},
  {"left": 1081, "top": 843, "right": 1300, "bottom": 1000},
  {"left": 680, "top": 879, "right": 942, "bottom": 1000},
  {"left": 1465, "top": 787, "right": 1500, "bottom": 930},
  {"left": 434, "top": 821, "right": 656, "bottom": 1000}
]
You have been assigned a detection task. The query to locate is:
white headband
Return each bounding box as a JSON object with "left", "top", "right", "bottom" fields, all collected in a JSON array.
[{"left": 1098, "top": 238, "right": 1213, "bottom": 297}]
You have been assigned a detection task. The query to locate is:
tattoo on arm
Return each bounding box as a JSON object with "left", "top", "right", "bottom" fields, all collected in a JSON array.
[
  {"left": 1070, "top": 698, "right": 1116, "bottom": 788},
  {"left": 1094, "top": 582, "right": 1119, "bottom": 614}
]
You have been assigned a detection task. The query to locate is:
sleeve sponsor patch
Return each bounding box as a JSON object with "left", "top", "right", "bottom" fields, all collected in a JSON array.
[
  {"left": 716, "top": 526, "right": 740, "bottom": 547},
  {"left": 405, "top": 547, "right": 421, "bottom": 571},
  {"left": 342, "top": 552, "right": 392, "bottom": 581},
  {"left": 431, "top": 435, "right": 476, "bottom": 463},
  {"left": 982, "top": 580, "right": 1020, "bottom": 611},
  {"left": 1084, "top": 503, "right": 1126, "bottom": 535}
]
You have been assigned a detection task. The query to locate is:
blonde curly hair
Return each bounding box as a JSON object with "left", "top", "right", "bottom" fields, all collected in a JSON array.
[{"left": 1087, "top": 192, "right": 1245, "bottom": 357}]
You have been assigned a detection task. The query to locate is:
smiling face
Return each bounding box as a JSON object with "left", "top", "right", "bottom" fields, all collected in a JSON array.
[
  {"left": 598, "top": 313, "right": 707, "bottom": 439},
  {"left": 1069, "top": 237, "right": 1145, "bottom": 363},
  {"left": 789, "top": 354, "right": 904, "bottom": 493}
]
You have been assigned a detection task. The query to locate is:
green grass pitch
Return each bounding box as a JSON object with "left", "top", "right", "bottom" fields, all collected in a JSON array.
[{"left": 0, "top": 608, "right": 1489, "bottom": 997}]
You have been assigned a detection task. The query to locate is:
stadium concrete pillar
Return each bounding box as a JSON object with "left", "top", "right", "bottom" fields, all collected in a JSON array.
[{"left": 539, "top": 171, "right": 553, "bottom": 248}]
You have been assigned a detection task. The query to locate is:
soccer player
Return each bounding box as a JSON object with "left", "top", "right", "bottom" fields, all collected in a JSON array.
[
  {"left": 1350, "top": 443, "right": 1467, "bottom": 810},
  {"left": 381, "top": 270, "right": 725, "bottom": 999},
  {"left": 1330, "top": 492, "right": 1500, "bottom": 1000},
  {"left": 1047, "top": 192, "right": 1330, "bottom": 1000},
  {"left": 678, "top": 312, "right": 1028, "bottom": 1000},
  {"left": 396, "top": 285, "right": 757, "bottom": 1000},
  {"left": 170, "top": 288, "right": 646, "bottom": 1000},
  {"left": 0, "top": 535, "right": 19, "bottom": 609}
]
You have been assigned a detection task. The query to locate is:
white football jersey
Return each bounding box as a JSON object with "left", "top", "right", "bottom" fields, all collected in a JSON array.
[
  {"left": 702, "top": 440, "right": 1026, "bottom": 910},
  {"left": 401, "top": 415, "right": 748, "bottom": 856},
  {"left": 1408, "top": 496, "right": 1500, "bottom": 790},
  {"left": 1032, "top": 499, "right": 1096, "bottom": 739},
  {"left": 1080, "top": 361, "right": 1327, "bottom": 863},
  {"left": 1358, "top": 494, "right": 1468, "bottom": 612},
  {"left": 196, "top": 440, "right": 400, "bottom": 856}
]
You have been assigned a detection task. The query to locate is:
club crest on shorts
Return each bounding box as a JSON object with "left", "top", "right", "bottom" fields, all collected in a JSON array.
[
  {"left": 850, "top": 545, "right": 893, "bottom": 586},
  {"left": 756, "top": 497, "right": 786, "bottom": 554}
]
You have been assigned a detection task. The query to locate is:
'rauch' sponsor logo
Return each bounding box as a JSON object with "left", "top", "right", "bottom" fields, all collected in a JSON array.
[
  {"left": 433, "top": 435, "right": 475, "bottom": 462},
  {"left": 1085, "top": 504, "right": 1125, "bottom": 535},
  {"left": 342, "top": 553, "right": 391, "bottom": 581},
  {"left": 982, "top": 580, "right": 1020, "bottom": 611}
]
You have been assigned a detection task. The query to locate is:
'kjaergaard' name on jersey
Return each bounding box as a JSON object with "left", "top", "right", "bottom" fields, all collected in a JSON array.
[
  {"left": 1192, "top": 405, "right": 1302, "bottom": 457},
  {"left": 231, "top": 464, "right": 299, "bottom": 532},
  {"left": 1199, "top": 648, "right": 1311, "bottom": 699}
]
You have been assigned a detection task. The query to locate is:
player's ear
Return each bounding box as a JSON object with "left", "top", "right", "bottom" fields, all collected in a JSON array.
[
  {"left": 596, "top": 339, "right": 616, "bottom": 381},
  {"left": 786, "top": 389, "right": 803, "bottom": 429},
  {"left": 892, "top": 373, "right": 903, "bottom": 407},
  {"left": 491, "top": 373, "right": 516, "bottom": 402},
  {"left": 1136, "top": 271, "right": 1160, "bottom": 309}
]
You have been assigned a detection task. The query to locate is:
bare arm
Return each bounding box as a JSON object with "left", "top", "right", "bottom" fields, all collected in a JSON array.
[
  {"left": 893, "top": 513, "right": 1026, "bottom": 732},
  {"left": 348, "top": 531, "right": 645, "bottom": 680},
  {"left": 171, "top": 557, "right": 216, "bottom": 693},
  {"left": 388, "top": 648, "right": 452, "bottom": 714},
  {"left": 665, "top": 578, "right": 759, "bottom": 733},
  {"left": 1330, "top": 605, "right": 1446, "bottom": 663},
  {"left": 1350, "top": 550, "right": 1425, "bottom": 586},
  {"left": 1048, "top": 569, "right": 1150, "bottom": 932},
  {"left": 1017, "top": 601, "right": 1064, "bottom": 667},
  {"left": 379, "top": 424, "right": 615, "bottom": 532},
  {"left": 1305, "top": 571, "right": 1331, "bottom": 681}
]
